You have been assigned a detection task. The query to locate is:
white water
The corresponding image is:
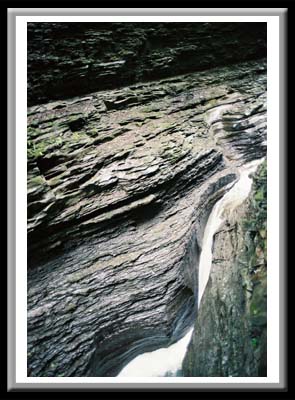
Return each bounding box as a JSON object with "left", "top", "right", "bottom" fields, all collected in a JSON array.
[
  {"left": 118, "top": 328, "right": 194, "bottom": 377},
  {"left": 198, "top": 158, "right": 263, "bottom": 306},
  {"left": 117, "top": 158, "right": 263, "bottom": 377}
]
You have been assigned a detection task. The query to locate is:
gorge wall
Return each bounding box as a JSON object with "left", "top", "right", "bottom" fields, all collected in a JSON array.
[
  {"left": 27, "top": 22, "right": 266, "bottom": 106},
  {"left": 182, "top": 162, "right": 267, "bottom": 377},
  {"left": 27, "top": 22, "right": 267, "bottom": 377}
]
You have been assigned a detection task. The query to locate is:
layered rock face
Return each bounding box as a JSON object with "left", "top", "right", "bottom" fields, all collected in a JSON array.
[
  {"left": 27, "top": 22, "right": 266, "bottom": 106},
  {"left": 27, "top": 23, "right": 266, "bottom": 377},
  {"left": 182, "top": 162, "right": 267, "bottom": 376}
]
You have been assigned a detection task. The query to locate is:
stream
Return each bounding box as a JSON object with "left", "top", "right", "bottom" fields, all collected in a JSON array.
[{"left": 117, "top": 159, "right": 263, "bottom": 378}]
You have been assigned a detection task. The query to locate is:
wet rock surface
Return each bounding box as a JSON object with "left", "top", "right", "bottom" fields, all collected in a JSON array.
[
  {"left": 27, "top": 20, "right": 267, "bottom": 377},
  {"left": 27, "top": 58, "right": 266, "bottom": 377},
  {"left": 182, "top": 162, "right": 267, "bottom": 377}
]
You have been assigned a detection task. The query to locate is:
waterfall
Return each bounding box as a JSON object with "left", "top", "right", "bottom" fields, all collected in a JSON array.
[
  {"left": 118, "top": 328, "right": 194, "bottom": 377},
  {"left": 117, "top": 159, "right": 263, "bottom": 378},
  {"left": 198, "top": 158, "right": 264, "bottom": 307}
]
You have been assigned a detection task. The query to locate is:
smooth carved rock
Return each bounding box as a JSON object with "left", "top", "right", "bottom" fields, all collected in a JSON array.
[{"left": 27, "top": 58, "right": 267, "bottom": 377}]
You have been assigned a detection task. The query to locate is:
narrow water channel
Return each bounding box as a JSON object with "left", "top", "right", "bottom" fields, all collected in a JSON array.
[
  {"left": 117, "top": 159, "right": 263, "bottom": 377},
  {"left": 198, "top": 158, "right": 264, "bottom": 307}
]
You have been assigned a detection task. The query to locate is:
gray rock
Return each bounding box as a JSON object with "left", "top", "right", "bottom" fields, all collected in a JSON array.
[
  {"left": 27, "top": 48, "right": 266, "bottom": 376},
  {"left": 182, "top": 162, "right": 267, "bottom": 377},
  {"left": 27, "top": 22, "right": 266, "bottom": 106}
]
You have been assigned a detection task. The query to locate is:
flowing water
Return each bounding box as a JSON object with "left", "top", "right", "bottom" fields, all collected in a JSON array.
[
  {"left": 117, "top": 158, "right": 263, "bottom": 377},
  {"left": 198, "top": 158, "right": 263, "bottom": 306},
  {"left": 118, "top": 328, "right": 194, "bottom": 377}
]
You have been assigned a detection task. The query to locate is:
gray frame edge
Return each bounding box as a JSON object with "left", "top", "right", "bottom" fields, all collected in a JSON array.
[
  {"left": 7, "top": 7, "right": 16, "bottom": 393},
  {"left": 279, "top": 8, "right": 288, "bottom": 392},
  {"left": 5, "top": 7, "right": 288, "bottom": 16},
  {"left": 7, "top": 7, "right": 287, "bottom": 391}
]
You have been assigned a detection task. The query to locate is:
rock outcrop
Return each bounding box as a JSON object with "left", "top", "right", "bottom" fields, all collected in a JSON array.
[
  {"left": 182, "top": 162, "right": 267, "bottom": 376},
  {"left": 27, "top": 22, "right": 267, "bottom": 377},
  {"left": 27, "top": 22, "right": 266, "bottom": 106}
]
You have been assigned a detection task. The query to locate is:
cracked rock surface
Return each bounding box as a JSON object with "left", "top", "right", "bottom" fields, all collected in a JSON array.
[{"left": 27, "top": 55, "right": 266, "bottom": 377}]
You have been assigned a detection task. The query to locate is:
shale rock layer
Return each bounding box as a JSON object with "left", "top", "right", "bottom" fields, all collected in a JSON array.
[
  {"left": 27, "top": 56, "right": 266, "bottom": 377},
  {"left": 27, "top": 22, "right": 266, "bottom": 106}
]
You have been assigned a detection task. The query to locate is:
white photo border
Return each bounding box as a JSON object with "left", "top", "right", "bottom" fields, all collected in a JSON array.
[{"left": 7, "top": 7, "right": 287, "bottom": 391}]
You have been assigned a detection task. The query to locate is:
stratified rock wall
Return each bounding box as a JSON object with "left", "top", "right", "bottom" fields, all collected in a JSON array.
[
  {"left": 27, "top": 23, "right": 267, "bottom": 377},
  {"left": 182, "top": 162, "right": 267, "bottom": 377},
  {"left": 28, "top": 22, "right": 266, "bottom": 106}
]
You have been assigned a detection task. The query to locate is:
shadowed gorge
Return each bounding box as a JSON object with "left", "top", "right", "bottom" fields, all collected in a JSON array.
[
  {"left": 27, "top": 22, "right": 267, "bottom": 377},
  {"left": 27, "top": 22, "right": 266, "bottom": 106}
]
